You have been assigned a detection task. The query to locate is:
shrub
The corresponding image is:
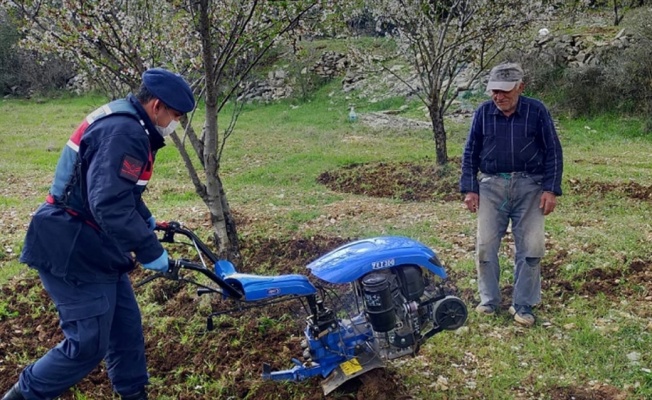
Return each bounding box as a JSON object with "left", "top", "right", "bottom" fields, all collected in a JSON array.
[
  {"left": 0, "top": 9, "right": 21, "bottom": 95},
  {"left": 0, "top": 9, "right": 74, "bottom": 97},
  {"left": 507, "top": 7, "right": 652, "bottom": 126},
  {"left": 517, "top": 17, "right": 652, "bottom": 123}
]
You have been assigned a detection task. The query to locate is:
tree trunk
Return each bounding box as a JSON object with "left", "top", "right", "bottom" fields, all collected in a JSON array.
[
  {"left": 429, "top": 106, "right": 448, "bottom": 165},
  {"left": 197, "top": 0, "right": 239, "bottom": 262},
  {"left": 207, "top": 175, "right": 240, "bottom": 261},
  {"left": 169, "top": 127, "right": 239, "bottom": 262},
  {"left": 613, "top": 0, "right": 623, "bottom": 25}
]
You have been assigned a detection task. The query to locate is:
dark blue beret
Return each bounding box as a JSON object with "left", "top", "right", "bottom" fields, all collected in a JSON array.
[{"left": 142, "top": 68, "right": 195, "bottom": 114}]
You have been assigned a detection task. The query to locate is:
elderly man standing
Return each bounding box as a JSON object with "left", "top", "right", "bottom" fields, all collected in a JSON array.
[
  {"left": 459, "top": 63, "right": 563, "bottom": 327},
  {"left": 3, "top": 68, "right": 194, "bottom": 400}
]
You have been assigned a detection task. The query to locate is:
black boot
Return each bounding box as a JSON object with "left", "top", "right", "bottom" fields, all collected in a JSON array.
[
  {"left": 2, "top": 384, "right": 25, "bottom": 400},
  {"left": 121, "top": 389, "right": 148, "bottom": 400}
]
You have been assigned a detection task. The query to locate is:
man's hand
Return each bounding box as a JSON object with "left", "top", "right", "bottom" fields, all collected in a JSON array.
[
  {"left": 142, "top": 250, "right": 169, "bottom": 272},
  {"left": 463, "top": 192, "right": 479, "bottom": 213},
  {"left": 540, "top": 192, "right": 557, "bottom": 215}
]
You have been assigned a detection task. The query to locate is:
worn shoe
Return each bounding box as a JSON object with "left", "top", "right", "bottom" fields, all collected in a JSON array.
[
  {"left": 509, "top": 305, "right": 535, "bottom": 327},
  {"left": 2, "top": 383, "right": 25, "bottom": 400},
  {"left": 475, "top": 304, "right": 497, "bottom": 315}
]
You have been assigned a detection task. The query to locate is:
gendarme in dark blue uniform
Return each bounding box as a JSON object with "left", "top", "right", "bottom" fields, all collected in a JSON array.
[
  {"left": 4, "top": 68, "right": 195, "bottom": 400},
  {"left": 21, "top": 95, "right": 165, "bottom": 282}
]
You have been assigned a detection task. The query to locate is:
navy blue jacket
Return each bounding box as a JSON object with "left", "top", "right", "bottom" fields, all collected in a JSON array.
[
  {"left": 20, "top": 95, "right": 167, "bottom": 283},
  {"left": 460, "top": 96, "right": 563, "bottom": 195}
]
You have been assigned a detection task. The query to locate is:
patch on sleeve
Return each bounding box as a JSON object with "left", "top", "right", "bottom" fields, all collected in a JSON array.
[{"left": 119, "top": 154, "right": 145, "bottom": 183}]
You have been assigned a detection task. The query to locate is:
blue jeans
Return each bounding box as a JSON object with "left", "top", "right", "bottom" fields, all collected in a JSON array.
[
  {"left": 476, "top": 172, "right": 545, "bottom": 308},
  {"left": 17, "top": 270, "right": 148, "bottom": 399}
]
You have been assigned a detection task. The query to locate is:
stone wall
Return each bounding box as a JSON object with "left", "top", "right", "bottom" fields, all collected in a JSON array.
[
  {"left": 236, "top": 28, "right": 635, "bottom": 103},
  {"left": 532, "top": 28, "right": 633, "bottom": 67}
]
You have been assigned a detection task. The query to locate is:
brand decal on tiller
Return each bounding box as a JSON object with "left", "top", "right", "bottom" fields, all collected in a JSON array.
[{"left": 371, "top": 259, "right": 395, "bottom": 270}]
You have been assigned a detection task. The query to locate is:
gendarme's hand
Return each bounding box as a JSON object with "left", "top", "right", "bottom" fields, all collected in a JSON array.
[
  {"left": 463, "top": 192, "right": 479, "bottom": 213},
  {"left": 142, "top": 250, "right": 169, "bottom": 272}
]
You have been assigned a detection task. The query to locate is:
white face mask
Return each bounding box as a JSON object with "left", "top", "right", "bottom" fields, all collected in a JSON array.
[
  {"left": 154, "top": 103, "right": 179, "bottom": 137},
  {"left": 156, "top": 120, "right": 179, "bottom": 137}
]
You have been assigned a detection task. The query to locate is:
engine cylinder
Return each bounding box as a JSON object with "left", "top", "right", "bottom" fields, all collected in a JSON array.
[{"left": 361, "top": 273, "right": 396, "bottom": 332}]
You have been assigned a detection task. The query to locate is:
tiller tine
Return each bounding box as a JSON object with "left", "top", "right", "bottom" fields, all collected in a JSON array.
[{"left": 321, "top": 351, "right": 385, "bottom": 396}]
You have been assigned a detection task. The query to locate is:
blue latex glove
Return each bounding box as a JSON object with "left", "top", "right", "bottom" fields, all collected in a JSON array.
[
  {"left": 146, "top": 215, "right": 157, "bottom": 231},
  {"left": 142, "top": 250, "right": 169, "bottom": 272}
]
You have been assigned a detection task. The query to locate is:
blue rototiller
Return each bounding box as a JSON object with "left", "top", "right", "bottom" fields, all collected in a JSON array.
[{"left": 138, "top": 221, "right": 468, "bottom": 395}]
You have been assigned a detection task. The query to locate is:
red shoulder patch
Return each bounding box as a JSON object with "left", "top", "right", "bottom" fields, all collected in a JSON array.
[{"left": 119, "top": 154, "right": 145, "bottom": 182}]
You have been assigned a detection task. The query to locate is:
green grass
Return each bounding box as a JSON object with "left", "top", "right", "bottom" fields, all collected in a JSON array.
[{"left": 1, "top": 86, "right": 651, "bottom": 399}]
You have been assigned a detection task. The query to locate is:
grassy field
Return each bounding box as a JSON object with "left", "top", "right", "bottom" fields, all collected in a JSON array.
[{"left": 1, "top": 80, "right": 651, "bottom": 399}]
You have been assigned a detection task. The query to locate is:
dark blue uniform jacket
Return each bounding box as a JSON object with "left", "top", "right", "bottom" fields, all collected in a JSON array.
[{"left": 20, "top": 95, "right": 167, "bottom": 283}]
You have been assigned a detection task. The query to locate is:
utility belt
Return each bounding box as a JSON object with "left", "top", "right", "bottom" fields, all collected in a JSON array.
[{"left": 46, "top": 194, "right": 101, "bottom": 231}]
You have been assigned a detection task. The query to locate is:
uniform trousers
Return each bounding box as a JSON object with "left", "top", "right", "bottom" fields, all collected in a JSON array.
[{"left": 17, "top": 269, "right": 148, "bottom": 400}]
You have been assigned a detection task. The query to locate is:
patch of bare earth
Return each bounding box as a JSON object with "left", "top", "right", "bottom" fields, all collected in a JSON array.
[
  {"left": 546, "top": 383, "right": 629, "bottom": 400},
  {"left": 1, "top": 162, "right": 651, "bottom": 399},
  {"left": 317, "top": 159, "right": 462, "bottom": 202},
  {"left": 568, "top": 178, "right": 652, "bottom": 201}
]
